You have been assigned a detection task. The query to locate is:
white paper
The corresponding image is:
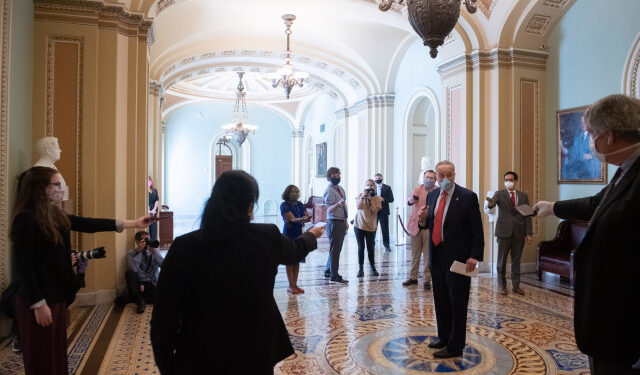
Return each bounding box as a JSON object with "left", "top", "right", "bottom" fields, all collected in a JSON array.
[
  {"left": 486, "top": 190, "right": 496, "bottom": 199},
  {"left": 449, "top": 260, "right": 479, "bottom": 277},
  {"left": 313, "top": 221, "right": 327, "bottom": 228}
]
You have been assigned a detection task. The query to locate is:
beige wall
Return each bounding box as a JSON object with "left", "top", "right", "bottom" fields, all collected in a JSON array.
[{"left": 32, "top": 0, "right": 151, "bottom": 303}]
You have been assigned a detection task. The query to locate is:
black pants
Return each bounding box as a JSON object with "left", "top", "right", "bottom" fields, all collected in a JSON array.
[
  {"left": 430, "top": 243, "right": 471, "bottom": 351},
  {"left": 354, "top": 227, "right": 376, "bottom": 268},
  {"left": 125, "top": 270, "right": 156, "bottom": 304},
  {"left": 377, "top": 212, "right": 390, "bottom": 248},
  {"left": 149, "top": 221, "right": 158, "bottom": 241}
]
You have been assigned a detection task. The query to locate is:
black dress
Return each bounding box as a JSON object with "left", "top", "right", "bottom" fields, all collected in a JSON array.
[
  {"left": 150, "top": 223, "right": 317, "bottom": 374},
  {"left": 148, "top": 188, "right": 159, "bottom": 240}
]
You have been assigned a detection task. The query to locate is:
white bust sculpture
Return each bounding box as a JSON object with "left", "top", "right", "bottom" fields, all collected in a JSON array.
[{"left": 34, "top": 136, "right": 69, "bottom": 200}]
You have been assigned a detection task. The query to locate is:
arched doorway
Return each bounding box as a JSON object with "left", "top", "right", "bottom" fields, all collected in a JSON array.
[{"left": 210, "top": 134, "right": 251, "bottom": 188}]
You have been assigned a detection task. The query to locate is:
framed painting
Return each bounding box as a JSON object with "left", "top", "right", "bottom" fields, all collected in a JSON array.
[
  {"left": 557, "top": 106, "right": 607, "bottom": 184},
  {"left": 316, "top": 142, "right": 327, "bottom": 178}
]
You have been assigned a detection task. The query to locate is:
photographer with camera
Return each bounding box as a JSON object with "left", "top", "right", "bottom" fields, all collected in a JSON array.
[
  {"left": 126, "top": 231, "right": 164, "bottom": 314},
  {"left": 10, "top": 167, "right": 155, "bottom": 375},
  {"left": 354, "top": 179, "right": 383, "bottom": 277}
]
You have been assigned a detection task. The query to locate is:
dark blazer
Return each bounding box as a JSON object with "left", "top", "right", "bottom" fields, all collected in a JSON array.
[
  {"left": 490, "top": 189, "right": 532, "bottom": 239},
  {"left": 420, "top": 185, "right": 484, "bottom": 263},
  {"left": 553, "top": 156, "right": 640, "bottom": 366},
  {"left": 11, "top": 211, "right": 117, "bottom": 307},
  {"left": 378, "top": 184, "right": 394, "bottom": 216},
  {"left": 150, "top": 224, "right": 318, "bottom": 374}
]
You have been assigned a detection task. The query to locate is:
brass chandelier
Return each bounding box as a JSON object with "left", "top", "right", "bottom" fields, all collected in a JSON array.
[
  {"left": 270, "top": 14, "right": 308, "bottom": 99},
  {"left": 379, "top": 0, "right": 478, "bottom": 58},
  {"left": 222, "top": 72, "right": 257, "bottom": 146}
]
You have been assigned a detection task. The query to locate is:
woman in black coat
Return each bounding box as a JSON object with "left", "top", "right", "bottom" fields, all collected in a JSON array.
[
  {"left": 150, "top": 170, "right": 324, "bottom": 374},
  {"left": 10, "top": 166, "right": 154, "bottom": 375}
]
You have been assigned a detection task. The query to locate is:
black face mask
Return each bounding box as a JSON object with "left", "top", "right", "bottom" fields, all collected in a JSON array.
[
  {"left": 330, "top": 177, "right": 341, "bottom": 185},
  {"left": 375, "top": 179, "right": 383, "bottom": 184}
]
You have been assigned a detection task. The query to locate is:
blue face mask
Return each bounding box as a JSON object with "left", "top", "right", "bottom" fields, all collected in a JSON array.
[
  {"left": 423, "top": 178, "right": 435, "bottom": 190},
  {"left": 330, "top": 177, "right": 341, "bottom": 185},
  {"left": 439, "top": 178, "right": 453, "bottom": 192}
]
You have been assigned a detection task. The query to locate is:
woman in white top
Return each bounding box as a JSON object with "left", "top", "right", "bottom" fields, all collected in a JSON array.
[{"left": 353, "top": 179, "right": 384, "bottom": 277}]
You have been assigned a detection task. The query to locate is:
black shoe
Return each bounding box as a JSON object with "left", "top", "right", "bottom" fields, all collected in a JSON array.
[
  {"left": 423, "top": 281, "right": 431, "bottom": 290},
  {"left": 433, "top": 347, "right": 463, "bottom": 358},
  {"left": 370, "top": 266, "right": 379, "bottom": 276},
  {"left": 330, "top": 276, "right": 349, "bottom": 284},
  {"left": 428, "top": 340, "right": 447, "bottom": 349},
  {"left": 324, "top": 270, "right": 331, "bottom": 278},
  {"left": 402, "top": 279, "right": 418, "bottom": 286},
  {"left": 357, "top": 268, "right": 364, "bottom": 277},
  {"left": 136, "top": 300, "right": 146, "bottom": 314},
  {"left": 384, "top": 245, "right": 391, "bottom": 252}
]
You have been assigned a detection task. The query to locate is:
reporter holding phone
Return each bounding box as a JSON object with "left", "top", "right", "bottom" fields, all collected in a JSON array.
[
  {"left": 10, "top": 166, "right": 154, "bottom": 375},
  {"left": 150, "top": 170, "right": 324, "bottom": 374},
  {"left": 402, "top": 170, "right": 437, "bottom": 290}
]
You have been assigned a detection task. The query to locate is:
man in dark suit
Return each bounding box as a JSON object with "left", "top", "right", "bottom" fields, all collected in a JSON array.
[
  {"left": 418, "top": 160, "right": 484, "bottom": 358},
  {"left": 535, "top": 95, "right": 640, "bottom": 375},
  {"left": 484, "top": 171, "right": 532, "bottom": 296},
  {"left": 374, "top": 173, "right": 394, "bottom": 251}
]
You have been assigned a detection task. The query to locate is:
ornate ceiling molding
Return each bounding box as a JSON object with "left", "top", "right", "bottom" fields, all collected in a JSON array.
[
  {"left": 156, "top": 0, "right": 174, "bottom": 15},
  {"left": 34, "top": 0, "right": 152, "bottom": 41},
  {"left": 437, "top": 48, "right": 548, "bottom": 78},
  {"left": 335, "top": 94, "right": 395, "bottom": 119},
  {"left": 477, "top": 0, "right": 498, "bottom": 19}
]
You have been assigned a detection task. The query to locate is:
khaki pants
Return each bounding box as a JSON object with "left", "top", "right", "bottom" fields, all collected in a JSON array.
[{"left": 409, "top": 230, "right": 431, "bottom": 281}]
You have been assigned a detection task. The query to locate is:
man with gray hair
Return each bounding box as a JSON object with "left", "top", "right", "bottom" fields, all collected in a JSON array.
[{"left": 535, "top": 94, "right": 640, "bottom": 374}]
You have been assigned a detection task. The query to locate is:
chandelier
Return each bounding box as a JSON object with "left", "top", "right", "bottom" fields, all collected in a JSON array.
[
  {"left": 379, "top": 0, "right": 477, "bottom": 58},
  {"left": 222, "top": 72, "right": 257, "bottom": 146},
  {"left": 270, "top": 14, "right": 308, "bottom": 99}
]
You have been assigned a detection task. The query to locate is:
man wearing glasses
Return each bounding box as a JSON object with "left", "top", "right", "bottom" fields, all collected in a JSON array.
[
  {"left": 484, "top": 171, "right": 532, "bottom": 296},
  {"left": 126, "top": 231, "right": 164, "bottom": 313}
]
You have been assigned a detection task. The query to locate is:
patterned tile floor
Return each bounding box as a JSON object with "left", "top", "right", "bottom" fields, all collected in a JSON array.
[{"left": 0, "top": 232, "right": 586, "bottom": 374}]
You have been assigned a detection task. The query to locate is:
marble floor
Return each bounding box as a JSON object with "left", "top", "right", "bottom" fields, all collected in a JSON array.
[{"left": 0, "top": 232, "right": 587, "bottom": 374}]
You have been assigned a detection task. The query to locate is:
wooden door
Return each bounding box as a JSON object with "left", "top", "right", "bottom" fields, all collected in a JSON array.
[{"left": 216, "top": 155, "right": 233, "bottom": 179}]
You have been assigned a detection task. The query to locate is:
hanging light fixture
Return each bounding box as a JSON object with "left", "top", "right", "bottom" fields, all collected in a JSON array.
[
  {"left": 379, "top": 0, "right": 477, "bottom": 58},
  {"left": 270, "top": 14, "right": 308, "bottom": 99},
  {"left": 222, "top": 72, "right": 257, "bottom": 146}
]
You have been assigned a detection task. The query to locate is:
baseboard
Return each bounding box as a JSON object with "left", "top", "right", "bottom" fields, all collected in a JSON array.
[
  {"left": 479, "top": 262, "right": 536, "bottom": 274},
  {"left": 75, "top": 289, "right": 116, "bottom": 306}
]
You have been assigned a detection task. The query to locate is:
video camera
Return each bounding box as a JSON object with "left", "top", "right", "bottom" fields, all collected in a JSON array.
[
  {"left": 144, "top": 238, "right": 160, "bottom": 248},
  {"left": 72, "top": 246, "right": 106, "bottom": 260}
]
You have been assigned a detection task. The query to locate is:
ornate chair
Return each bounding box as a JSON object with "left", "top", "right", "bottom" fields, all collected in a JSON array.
[{"left": 537, "top": 220, "right": 589, "bottom": 288}]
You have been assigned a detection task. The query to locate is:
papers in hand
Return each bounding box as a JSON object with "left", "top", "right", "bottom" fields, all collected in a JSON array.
[
  {"left": 313, "top": 222, "right": 327, "bottom": 228},
  {"left": 486, "top": 190, "right": 496, "bottom": 199},
  {"left": 450, "top": 260, "right": 479, "bottom": 277},
  {"left": 516, "top": 204, "right": 537, "bottom": 217}
]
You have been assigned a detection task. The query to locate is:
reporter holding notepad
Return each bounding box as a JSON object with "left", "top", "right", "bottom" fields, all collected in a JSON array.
[{"left": 417, "top": 160, "right": 484, "bottom": 359}]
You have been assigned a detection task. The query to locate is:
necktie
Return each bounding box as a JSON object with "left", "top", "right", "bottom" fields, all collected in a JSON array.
[
  {"left": 511, "top": 191, "right": 516, "bottom": 207},
  {"left": 432, "top": 191, "right": 447, "bottom": 246}
]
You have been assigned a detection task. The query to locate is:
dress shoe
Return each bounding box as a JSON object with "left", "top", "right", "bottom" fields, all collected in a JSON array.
[
  {"left": 370, "top": 266, "right": 379, "bottom": 276},
  {"left": 433, "top": 348, "right": 463, "bottom": 358},
  {"left": 428, "top": 340, "right": 447, "bottom": 349},
  {"left": 357, "top": 268, "right": 364, "bottom": 277},
  {"left": 500, "top": 287, "right": 508, "bottom": 295},
  {"left": 330, "top": 276, "right": 349, "bottom": 284},
  {"left": 136, "top": 300, "right": 146, "bottom": 314},
  {"left": 512, "top": 287, "right": 526, "bottom": 295},
  {"left": 402, "top": 279, "right": 418, "bottom": 286},
  {"left": 384, "top": 245, "right": 391, "bottom": 252},
  {"left": 324, "top": 270, "right": 331, "bottom": 278},
  {"left": 423, "top": 281, "right": 431, "bottom": 290}
]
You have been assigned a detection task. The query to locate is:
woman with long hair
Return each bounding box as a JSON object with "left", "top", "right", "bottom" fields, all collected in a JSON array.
[
  {"left": 148, "top": 176, "right": 160, "bottom": 240},
  {"left": 10, "top": 166, "right": 154, "bottom": 375},
  {"left": 280, "top": 184, "right": 310, "bottom": 294},
  {"left": 354, "top": 179, "right": 383, "bottom": 277},
  {"left": 151, "top": 170, "right": 324, "bottom": 374}
]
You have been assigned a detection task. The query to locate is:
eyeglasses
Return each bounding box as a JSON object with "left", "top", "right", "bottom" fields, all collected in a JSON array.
[
  {"left": 504, "top": 179, "right": 516, "bottom": 182},
  {"left": 48, "top": 182, "right": 62, "bottom": 188},
  {"left": 137, "top": 238, "right": 149, "bottom": 243}
]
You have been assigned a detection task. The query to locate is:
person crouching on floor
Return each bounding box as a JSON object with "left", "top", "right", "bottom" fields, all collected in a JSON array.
[{"left": 126, "top": 231, "right": 164, "bottom": 313}]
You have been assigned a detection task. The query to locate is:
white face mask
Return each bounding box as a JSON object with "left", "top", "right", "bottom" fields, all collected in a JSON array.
[
  {"left": 504, "top": 181, "right": 515, "bottom": 190},
  {"left": 590, "top": 132, "right": 640, "bottom": 163},
  {"left": 46, "top": 184, "right": 64, "bottom": 204}
]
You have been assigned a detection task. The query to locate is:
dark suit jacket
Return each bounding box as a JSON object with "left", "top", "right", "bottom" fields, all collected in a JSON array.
[
  {"left": 11, "top": 211, "right": 117, "bottom": 307},
  {"left": 553, "top": 156, "right": 640, "bottom": 365},
  {"left": 420, "top": 184, "right": 484, "bottom": 264},
  {"left": 378, "top": 184, "right": 394, "bottom": 216},
  {"left": 490, "top": 189, "right": 532, "bottom": 239},
  {"left": 150, "top": 224, "right": 318, "bottom": 374}
]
